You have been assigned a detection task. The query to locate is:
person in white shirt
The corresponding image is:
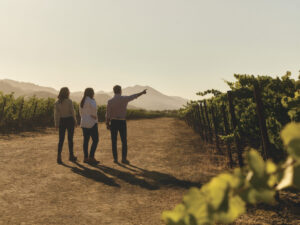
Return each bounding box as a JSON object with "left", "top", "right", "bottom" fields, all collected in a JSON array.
[
  {"left": 79, "top": 88, "right": 99, "bottom": 164},
  {"left": 106, "top": 85, "right": 147, "bottom": 164},
  {"left": 54, "top": 87, "right": 77, "bottom": 164}
]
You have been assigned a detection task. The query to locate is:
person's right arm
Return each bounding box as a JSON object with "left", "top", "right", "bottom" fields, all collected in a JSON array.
[
  {"left": 125, "top": 89, "right": 147, "bottom": 102},
  {"left": 105, "top": 101, "right": 111, "bottom": 130}
]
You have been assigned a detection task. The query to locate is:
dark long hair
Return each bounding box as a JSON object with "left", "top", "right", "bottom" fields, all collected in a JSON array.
[
  {"left": 58, "top": 87, "right": 70, "bottom": 103},
  {"left": 80, "top": 88, "right": 95, "bottom": 108}
]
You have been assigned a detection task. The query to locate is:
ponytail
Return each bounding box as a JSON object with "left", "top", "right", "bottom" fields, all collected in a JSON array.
[{"left": 80, "top": 96, "right": 86, "bottom": 108}]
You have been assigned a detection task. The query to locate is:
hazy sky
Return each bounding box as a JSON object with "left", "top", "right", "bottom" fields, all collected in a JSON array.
[{"left": 0, "top": 0, "right": 299, "bottom": 99}]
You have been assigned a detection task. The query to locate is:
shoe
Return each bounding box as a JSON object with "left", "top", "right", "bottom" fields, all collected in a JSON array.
[
  {"left": 89, "top": 157, "right": 100, "bottom": 164},
  {"left": 113, "top": 159, "right": 118, "bottom": 164},
  {"left": 57, "top": 155, "right": 62, "bottom": 164},
  {"left": 83, "top": 157, "right": 89, "bottom": 163},
  {"left": 121, "top": 159, "right": 130, "bottom": 164},
  {"left": 69, "top": 155, "right": 77, "bottom": 162}
]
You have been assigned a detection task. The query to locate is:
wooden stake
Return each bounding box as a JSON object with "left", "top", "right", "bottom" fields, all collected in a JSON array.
[{"left": 227, "top": 91, "right": 244, "bottom": 167}]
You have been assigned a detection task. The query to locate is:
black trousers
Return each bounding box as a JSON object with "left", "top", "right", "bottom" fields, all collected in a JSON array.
[
  {"left": 58, "top": 117, "right": 75, "bottom": 156},
  {"left": 82, "top": 123, "right": 99, "bottom": 159},
  {"left": 110, "top": 120, "right": 127, "bottom": 161}
]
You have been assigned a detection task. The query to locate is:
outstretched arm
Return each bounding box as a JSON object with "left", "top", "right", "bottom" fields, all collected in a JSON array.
[
  {"left": 136, "top": 89, "right": 147, "bottom": 98},
  {"left": 126, "top": 89, "right": 147, "bottom": 102},
  {"left": 89, "top": 99, "right": 98, "bottom": 120}
]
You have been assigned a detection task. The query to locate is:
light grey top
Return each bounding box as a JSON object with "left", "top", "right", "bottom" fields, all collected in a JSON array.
[{"left": 106, "top": 93, "right": 139, "bottom": 121}]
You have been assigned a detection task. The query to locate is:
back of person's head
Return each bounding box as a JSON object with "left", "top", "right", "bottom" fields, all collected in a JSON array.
[
  {"left": 58, "top": 87, "right": 70, "bottom": 103},
  {"left": 113, "top": 85, "right": 122, "bottom": 94},
  {"left": 80, "top": 88, "right": 95, "bottom": 108}
]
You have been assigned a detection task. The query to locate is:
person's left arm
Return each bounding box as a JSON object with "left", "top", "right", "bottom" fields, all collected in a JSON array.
[{"left": 90, "top": 99, "right": 98, "bottom": 121}]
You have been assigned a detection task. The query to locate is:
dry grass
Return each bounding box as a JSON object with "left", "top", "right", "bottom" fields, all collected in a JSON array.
[{"left": 0, "top": 118, "right": 299, "bottom": 225}]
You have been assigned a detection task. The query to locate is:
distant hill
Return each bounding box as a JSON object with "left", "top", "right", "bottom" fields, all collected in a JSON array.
[
  {"left": 119, "top": 85, "right": 188, "bottom": 110},
  {"left": 0, "top": 79, "right": 187, "bottom": 110},
  {"left": 1, "top": 79, "right": 57, "bottom": 95},
  {"left": 0, "top": 80, "right": 57, "bottom": 98}
]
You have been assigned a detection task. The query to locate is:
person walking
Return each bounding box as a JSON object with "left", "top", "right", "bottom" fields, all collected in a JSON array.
[
  {"left": 106, "top": 85, "right": 147, "bottom": 164},
  {"left": 54, "top": 87, "right": 77, "bottom": 164},
  {"left": 79, "top": 88, "right": 100, "bottom": 164}
]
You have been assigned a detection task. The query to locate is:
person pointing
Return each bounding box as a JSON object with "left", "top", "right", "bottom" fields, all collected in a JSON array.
[{"left": 106, "top": 85, "right": 147, "bottom": 164}]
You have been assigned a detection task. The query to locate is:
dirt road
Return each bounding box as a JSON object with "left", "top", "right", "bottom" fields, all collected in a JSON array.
[
  {"left": 0, "top": 118, "right": 225, "bottom": 225},
  {"left": 1, "top": 118, "right": 299, "bottom": 225}
]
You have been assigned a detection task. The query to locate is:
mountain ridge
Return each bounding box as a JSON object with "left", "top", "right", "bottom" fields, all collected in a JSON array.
[{"left": 0, "top": 79, "right": 187, "bottom": 110}]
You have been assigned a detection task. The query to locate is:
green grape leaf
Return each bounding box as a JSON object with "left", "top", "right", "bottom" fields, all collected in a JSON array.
[
  {"left": 183, "top": 188, "right": 206, "bottom": 209},
  {"left": 187, "top": 202, "right": 211, "bottom": 225},
  {"left": 246, "top": 188, "right": 276, "bottom": 205},
  {"left": 281, "top": 123, "right": 300, "bottom": 146},
  {"left": 183, "top": 188, "right": 211, "bottom": 225},
  {"left": 267, "top": 174, "right": 278, "bottom": 188},
  {"left": 202, "top": 176, "right": 229, "bottom": 210},
  {"left": 162, "top": 204, "right": 187, "bottom": 224},
  {"left": 232, "top": 168, "right": 246, "bottom": 188},
  {"left": 214, "top": 196, "right": 246, "bottom": 224},
  {"left": 247, "top": 149, "right": 265, "bottom": 178},
  {"left": 266, "top": 160, "right": 277, "bottom": 174},
  {"left": 286, "top": 139, "right": 300, "bottom": 162},
  {"left": 219, "top": 173, "right": 244, "bottom": 189}
]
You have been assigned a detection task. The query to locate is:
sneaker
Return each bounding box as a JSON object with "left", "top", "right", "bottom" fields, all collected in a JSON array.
[
  {"left": 69, "top": 155, "right": 77, "bottom": 162},
  {"left": 121, "top": 159, "right": 130, "bottom": 165},
  {"left": 57, "top": 155, "right": 62, "bottom": 164},
  {"left": 83, "top": 157, "right": 89, "bottom": 163},
  {"left": 89, "top": 157, "right": 100, "bottom": 164}
]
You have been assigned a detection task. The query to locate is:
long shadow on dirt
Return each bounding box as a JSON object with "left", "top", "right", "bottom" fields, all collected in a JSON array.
[
  {"left": 91, "top": 164, "right": 159, "bottom": 190},
  {"left": 90, "top": 163, "right": 201, "bottom": 191},
  {"left": 61, "top": 162, "right": 120, "bottom": 188},
  {"left": 128, "top": 164, "right": 202, "bottom": 189}
]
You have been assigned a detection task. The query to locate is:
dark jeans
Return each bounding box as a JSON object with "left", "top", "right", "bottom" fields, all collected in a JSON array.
[
  {"left": 58, "top": 117, "right": 75, "bottom": 156},
  {"left": 82, "top": 123, "right": 99, "bottom": 158},
  {"left": 110, "top": 120, "right": 127, "bottom": 161}
]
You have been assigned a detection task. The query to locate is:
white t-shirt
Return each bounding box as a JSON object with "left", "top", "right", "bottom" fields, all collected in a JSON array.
[{"left": 79, "top": 96, "right": 98, "bottom": 128}]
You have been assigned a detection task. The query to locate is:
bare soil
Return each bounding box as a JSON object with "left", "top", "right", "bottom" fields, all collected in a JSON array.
[{"left": 0, "top": 118, "right": 299, "bottom": 225}]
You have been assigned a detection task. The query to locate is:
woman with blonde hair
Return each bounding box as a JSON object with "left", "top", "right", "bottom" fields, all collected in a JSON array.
[
  {"left": 79, "top": 88, "right": 99, "bottom": 164},
  {"left": 54, "top": 87, "right": 77, "bottom": 164}
]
